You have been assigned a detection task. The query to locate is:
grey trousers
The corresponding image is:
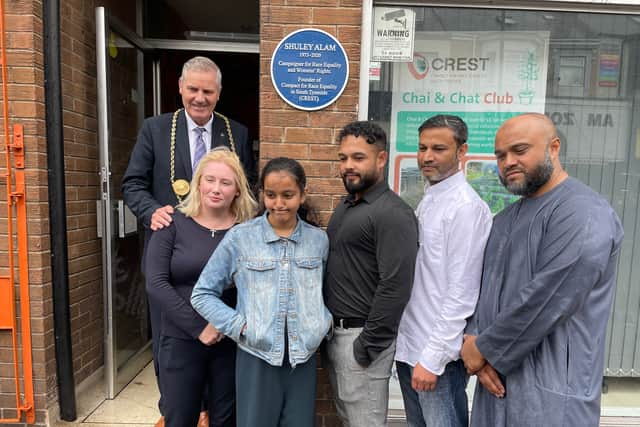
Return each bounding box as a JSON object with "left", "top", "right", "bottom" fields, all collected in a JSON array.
[{"left": 325, "top": 326, "right": 396, "bottom": 427}]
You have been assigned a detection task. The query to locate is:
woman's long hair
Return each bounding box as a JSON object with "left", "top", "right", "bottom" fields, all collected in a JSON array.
[{"left": 179, "top": 148, "right": 257, "bottom": 222}]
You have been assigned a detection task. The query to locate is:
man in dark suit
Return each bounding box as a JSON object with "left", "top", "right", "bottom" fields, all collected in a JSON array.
[
  {"left": 123, "top": 56, "right": 254, "bottom": 232},
  {"left": 121, "top": 56, "right": 254, "bottom": 427}
]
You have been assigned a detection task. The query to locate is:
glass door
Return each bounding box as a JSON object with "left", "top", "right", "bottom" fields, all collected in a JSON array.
[{"left": 96, "top": 7, "right": 154, "bottom": 398}]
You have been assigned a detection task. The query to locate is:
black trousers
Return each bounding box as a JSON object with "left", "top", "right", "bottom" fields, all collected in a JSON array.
[
  {"left": 159, "top": 335, "right": 236, "bottom": 427},
  {"left": 149, "top": 300, "right": 164, "bottom": 414}
]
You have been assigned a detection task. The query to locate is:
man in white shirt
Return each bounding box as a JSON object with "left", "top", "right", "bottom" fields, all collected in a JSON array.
[{"left": 395, "top": 115, "right": 492, "bottom": 427}]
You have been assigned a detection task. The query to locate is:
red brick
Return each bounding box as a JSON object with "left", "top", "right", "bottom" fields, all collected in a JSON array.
[
  {"left": 260, "top": 142, "right": 309, "bottom": 159},
  {"left": 11, "top": 101, "right": 43, "bottom": 118},
  {"left": 316, "top": 211, "right": 333, "bottom": 227},
  {"left": 260, "top": 91, "right": 286, "bottom": 110},
  {"left": 335, "top": 94, "right": 358, "bottom": 112},
  {"left": 283, "top": 24, "right": 336, "bottom": 35},
  {"left": 315, "top": 398, "right": 337, "bottom": 413},
  {"left": 5, "top": 14, "right": 37, "bottom": 32},
  {"left": 289, "top": 0, "right": 338, "bottom": 5},
  {"left": 260, "top": 40, "right": 280, "bottom": 58},
  {"left": 306, "top": 194, "right": 334, "bottom": 211},
  {"left": 262, "top": 24, "right": 285, "bottom": 40},
  {"left": 6, "top": 32, "right": 37, "bottom": 50},
  {"left": 307, "top": 177, "right": 344, "bottom": 194},
  {"left": 337, "top": 26, "right": 361, "bottom": 41},
  {"left": 7, "top": 67, "right": 37, "bottom": 84},
  {"left": 299, "top": 160, "right": 332, "bottom": 177},
  {"left": 285, "top": 127, "right": 333, "bottom": 144},
  {"left": 313, "top": 8, "right": 361, "bottom": 25},
  {"left": 340, "top": 0, "right": 362, "bottom": 5},
  {"left": 267, "top": 6, "right": 312, "bottom": 24},
  {"left": 261, "top": 110, "right": 310, "bottom": 128},
  {"left": 261, "top": 126, "right": 284, "bottom": 143},
  {"left": 309, "top": 144, "right": 339, "bottom": 161},
  {"left": 343, "top": 43, "right": 361, "bottom": 60},
  {"left": 310, "top": 112, "right": 356, "bottom": 128},
  {"left": 5, "top": 0, "right": 37, "bottom": 15}
]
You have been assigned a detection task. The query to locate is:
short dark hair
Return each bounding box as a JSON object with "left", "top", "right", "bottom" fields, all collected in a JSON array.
[
  {"left": 337, "top": 121, "right": 387, "bottom": 152},
  {"left": 418, "top": 115, "right": 468, "bottom": 147}
]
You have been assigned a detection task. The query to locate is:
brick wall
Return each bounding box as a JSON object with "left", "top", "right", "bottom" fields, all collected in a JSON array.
[
  {"left": 260, "top": 1, "right": 363, "bottom": 425},
  {"left": 59, "top": 0, "right": 103, "bottom": 389},
  {"left": 0, "top": 0, "right": 104, "bottom": 424},
  {"left": 0, "top": 0, "right": 52, "bottom": 425}
]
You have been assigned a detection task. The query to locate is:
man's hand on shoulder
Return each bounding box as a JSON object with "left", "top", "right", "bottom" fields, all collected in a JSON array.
[
  {"left": 412, "top": 362, "right": 438, "bottom": 392},
  {"left": 151, "top": 205, "right": 175, "bottom": 230}
]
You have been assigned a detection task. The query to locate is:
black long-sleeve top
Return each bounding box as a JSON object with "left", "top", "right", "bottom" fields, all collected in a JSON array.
[
  {"left": 145, "top": 211, "right": 235, "bottom": 339},
  {"left": 324, "top": 180, "right": 419, "bottom": 366}
]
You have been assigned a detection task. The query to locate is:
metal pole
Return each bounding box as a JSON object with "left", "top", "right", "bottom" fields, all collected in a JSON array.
[{"left": 43, "top": 0, "right": 77, "bottom": 420}]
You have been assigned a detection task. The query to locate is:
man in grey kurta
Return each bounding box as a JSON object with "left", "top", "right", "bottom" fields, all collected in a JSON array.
[{"left": 461, "top": 113, "right": 624, "bottom": 427}]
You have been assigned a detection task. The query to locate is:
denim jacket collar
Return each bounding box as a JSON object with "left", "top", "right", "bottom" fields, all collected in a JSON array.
[{"left": 260, "top": 210, "right": 302, "bottom": 243}]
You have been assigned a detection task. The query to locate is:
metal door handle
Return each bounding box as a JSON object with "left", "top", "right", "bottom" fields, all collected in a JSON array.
[{"left": 117, "top": 200, "right": 137, "bottom": 238}]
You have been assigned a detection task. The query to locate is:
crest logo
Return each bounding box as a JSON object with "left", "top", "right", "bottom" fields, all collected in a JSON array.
[{"left": 408, "top": 53, "right": 429, "bottom": 80}]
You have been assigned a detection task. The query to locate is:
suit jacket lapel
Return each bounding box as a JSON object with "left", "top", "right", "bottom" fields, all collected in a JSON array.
[
  {"left": 212, "top": 114, "right": 230, "bottom": 150},
  {"left": 176, "top": 110, "right": 192, "bottom": 180}
]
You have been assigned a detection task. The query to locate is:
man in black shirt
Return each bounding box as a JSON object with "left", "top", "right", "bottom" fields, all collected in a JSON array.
[{"left": 324, "top": 121, "right": 419, "bottom": 427}]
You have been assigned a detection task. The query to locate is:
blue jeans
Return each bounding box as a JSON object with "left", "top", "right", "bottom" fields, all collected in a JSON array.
[{"left": 396, "top": 359, "right": 469, "bottom": 427}]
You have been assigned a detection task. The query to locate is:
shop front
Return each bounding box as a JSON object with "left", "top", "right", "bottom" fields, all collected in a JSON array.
[
  {"left": 1, "top": 1, "right": 639, "bottom": 425},
  {"left": 359, "top": 1, "right": 640, "bottom": 419}
]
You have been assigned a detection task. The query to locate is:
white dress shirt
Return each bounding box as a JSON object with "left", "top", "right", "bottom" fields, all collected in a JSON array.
[
  {"left": 185, "top": 112, "right": 213, "bottom": 167},
  {"left": 395, "top": 171, "right": 492, "bottom": 375}
]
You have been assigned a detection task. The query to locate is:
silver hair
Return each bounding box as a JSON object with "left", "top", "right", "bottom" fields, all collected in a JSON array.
[{"left": 180, "top": 56, "right": 222, "bottom": 87}]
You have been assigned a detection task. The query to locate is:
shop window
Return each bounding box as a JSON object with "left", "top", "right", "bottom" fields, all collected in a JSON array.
[
  {"left": 367, "top": 4, "right": 640, "bottom": 415},
  {"left": 558, "top": 56, "right": 586, "bottom": 87}
]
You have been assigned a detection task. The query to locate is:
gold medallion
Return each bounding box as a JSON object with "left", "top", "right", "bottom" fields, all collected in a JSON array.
[{"left": 172, "top": 179, "right": 190, "bottom": 196}]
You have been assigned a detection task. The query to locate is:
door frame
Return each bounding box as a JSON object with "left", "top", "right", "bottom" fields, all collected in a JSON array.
[
  {"left": 96, "top": 6, "right": 259, "bottom": 399},
  {"left": 96, "top": 6, "right": 156, "bottom": 399}
]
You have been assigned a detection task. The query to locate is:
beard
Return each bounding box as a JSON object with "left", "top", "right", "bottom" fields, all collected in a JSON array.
[
  {"left": 499, "top": 150, "right": 554, "bottom": 197},
  {"left": 342, "top": 170, "right": 380, "bottom": 195}
]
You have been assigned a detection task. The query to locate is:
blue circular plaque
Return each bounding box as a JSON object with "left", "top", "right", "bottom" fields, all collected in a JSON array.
[{"left": 271, "top": 29, "right": 349, "bottom": 111}]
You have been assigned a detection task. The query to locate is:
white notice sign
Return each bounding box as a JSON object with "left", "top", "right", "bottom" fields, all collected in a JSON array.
[{"left": 372, "top": 7, "right": 415, "bottom": 62}]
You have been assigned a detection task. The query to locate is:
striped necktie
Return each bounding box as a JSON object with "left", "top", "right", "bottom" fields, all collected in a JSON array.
[{"left": 192, "top": 127, "right": 206, "bottom": 172}]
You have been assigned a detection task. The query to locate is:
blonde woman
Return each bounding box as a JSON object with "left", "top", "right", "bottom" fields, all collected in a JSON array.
[{"left": 146, "top": 148, "right": 257, "bottom": 427}]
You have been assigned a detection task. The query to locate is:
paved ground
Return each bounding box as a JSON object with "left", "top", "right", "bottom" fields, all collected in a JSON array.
[{"left": 53, "top": 362, "right": 640, "bottom": 427}]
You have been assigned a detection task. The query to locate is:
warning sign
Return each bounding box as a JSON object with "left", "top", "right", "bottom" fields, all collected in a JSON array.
[{"left": 372, "top": 8, "right": 416, "bottom": 62}]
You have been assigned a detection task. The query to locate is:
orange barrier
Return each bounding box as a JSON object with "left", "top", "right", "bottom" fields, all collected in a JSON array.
[{"left": 0, "top": 0, "right": 35, "bottom": 422}]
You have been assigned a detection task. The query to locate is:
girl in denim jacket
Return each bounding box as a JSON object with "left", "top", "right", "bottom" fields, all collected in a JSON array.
[{"left": 192, "top": 157, "right": 332, "bottom": 427}]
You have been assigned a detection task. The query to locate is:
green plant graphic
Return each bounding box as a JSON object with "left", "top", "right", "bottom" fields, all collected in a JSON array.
[{"left": 518, "top": 50, "right": 538, "bottom": 105}]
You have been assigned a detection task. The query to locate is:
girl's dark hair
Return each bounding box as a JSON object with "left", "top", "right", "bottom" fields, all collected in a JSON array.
[
  {"left": 258, "top": 157, "right": 319, "bottom": 226},
  {"left": 260, "top": 157, "right": 306, "bottom": 192}
]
